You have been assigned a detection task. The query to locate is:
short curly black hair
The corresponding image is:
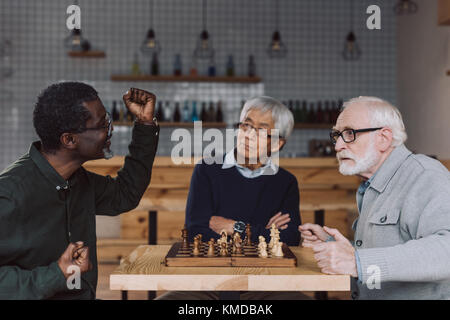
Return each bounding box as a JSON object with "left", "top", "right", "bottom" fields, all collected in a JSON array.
[{"left": 33, "top": 82, "right": 99, "bottom": 153}]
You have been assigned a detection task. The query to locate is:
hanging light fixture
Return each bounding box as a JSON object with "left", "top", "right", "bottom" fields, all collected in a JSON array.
[
  {"left": 193, "top": 0, "right": 215, "bottom": 60},
  {"left": 0, "top": 12, "right": 13, "bottom": 100},
  {"left": 140, "top": 0, "right": 162, "bottom": 56},
  {"left": 394, "top": 0, "right": 418, "bottom": 15},
  {"left": 267, "top": 0, "right": 287, "bottom": 59},
  {"left": 64, "top": 28, "right": 87, "bottom": 51},
  {"left": 0, "top": 1, "right": 13, "bottom": 80},
  {"left": 63, "top": 1, "right": 92, "bottom": 51},
  {"left": 0, "top": 39, "right": 13, "bottom": 78},
  {"left": 342, "top": 0, "right": 361, "bottom": 61}
]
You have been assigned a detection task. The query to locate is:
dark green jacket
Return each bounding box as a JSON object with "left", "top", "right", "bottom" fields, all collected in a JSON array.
[{"left": 0, "top": 123, "right": 159, "bottom": 299}]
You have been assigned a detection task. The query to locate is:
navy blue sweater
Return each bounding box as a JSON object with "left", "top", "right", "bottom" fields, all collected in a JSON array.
[{"left": 185, "top": 160, "right": 301, "bottom": 246}]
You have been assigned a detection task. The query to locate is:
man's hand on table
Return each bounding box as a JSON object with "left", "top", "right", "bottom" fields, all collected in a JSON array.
[
  {"left": 209, "top": 211, "right": 292, "bottom": 236},
  {"left": 57, "top": 241, "right": 92, "bottom": 279},
  {"left": 299, "top": 223, "right": 330, "bottom": 246},
  {"left": 299, "top": 223, "right": 358, "bottom": 277},
  {"left": 209, "top": 216, "right": 235, "bottom": 235}
]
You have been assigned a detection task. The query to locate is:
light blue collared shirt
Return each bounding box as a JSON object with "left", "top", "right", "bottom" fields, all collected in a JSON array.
[{"left": 221, "top": 149, "right": 279, "bottom": 178}]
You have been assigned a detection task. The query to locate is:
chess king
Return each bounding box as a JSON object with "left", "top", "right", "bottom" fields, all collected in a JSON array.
[{"left": 157, "top": 96, "right": 309, "bottom": 300}]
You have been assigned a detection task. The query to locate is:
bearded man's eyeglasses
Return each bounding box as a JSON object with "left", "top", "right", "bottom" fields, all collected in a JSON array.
[{"left": 329, "top": 127, "right": 382, "bottom": 145}]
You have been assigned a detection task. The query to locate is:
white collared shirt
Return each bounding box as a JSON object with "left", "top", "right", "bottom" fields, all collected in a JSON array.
[{"left": 221, "top": 149, "right": 279, "bottom": 178}]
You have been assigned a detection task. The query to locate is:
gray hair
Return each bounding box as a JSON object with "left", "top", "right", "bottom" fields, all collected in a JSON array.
[
  {"left": 240, "top": 96, "right": 294, "bottom": 139},
  {"left": 342, "top": 96, "right": 407, "bottom": 147}
]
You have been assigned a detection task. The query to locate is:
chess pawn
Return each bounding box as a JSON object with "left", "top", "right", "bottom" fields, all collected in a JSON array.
[
  {"left": 258, "top": 236, "right": 268, "bottom": 258},
  {"left": 207, "top": 239, "right": 215, "bottom": 257},
  {"left": 258, "top": 236, "right": 266, "bottom": 249},
  {"left": 193, "top": 238, "right": 201, "bottom": 256},
  {"left": 274, "top": 242, "right": 284, "bottom": 257},
  {"left": 194, "top": 234, "right": 203, "bottom": 246}
]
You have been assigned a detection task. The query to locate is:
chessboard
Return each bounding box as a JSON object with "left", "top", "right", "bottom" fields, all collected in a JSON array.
[{"left": 164, "top": 241, "right": 297, "bottom": 267}]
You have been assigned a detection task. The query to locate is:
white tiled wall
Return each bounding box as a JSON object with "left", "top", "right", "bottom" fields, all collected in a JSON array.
[{"left": 0, "top": 0, "right": 397, "bottom": 170}]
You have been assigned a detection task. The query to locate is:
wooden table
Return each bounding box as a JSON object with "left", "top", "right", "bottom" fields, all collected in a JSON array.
[{"left": 110, "top": 245, "right": 350, "bottom": 299}]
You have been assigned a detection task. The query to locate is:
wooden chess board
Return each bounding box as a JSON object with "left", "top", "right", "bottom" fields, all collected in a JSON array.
[{"left": 164, "top": 242, "right": 297, "bottom": 267}]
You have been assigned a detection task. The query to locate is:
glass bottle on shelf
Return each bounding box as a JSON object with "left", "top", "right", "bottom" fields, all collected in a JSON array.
[
  {"left": 156, "top": 101, "right": 164, "bottom": 121},
  {"left": 300, "top": 100, "right": 308, "bottom": 123},
  {"left": 207, "top": 101, "right": 216, "bottom": 122},
  {"left": 164, "top": 101, "right": 172, "bottom": 122},
  {"left": 316, "top": 101, "right": 324, "bottom": 123},
  {"left": 323, "top": 101, "right": 331, "bottom": 124},
  {"left": 182, "top": 101, "right": 190, "bottom": 122},
  {"left": 248, "top": 55, "right": 256, "bottom": 77},
  {"left": 191, "top": 101, "right": 199, "bottom": 122},
  {"left": 151, "top": 52, "right": 159, "bottom": 76},
  {"left": 173, "top": 102, "right": 181, "bottom": 122},
  {"left": 208, "top": 57, "right": 216, "bottom": 77},
  {"left": 226, "top": 55, "right": 235, "bottom": 77},
  {"left": 288, "top": 100, "right": 294, "bottom": 114},
  {"left": 294, "top": 100, "right": 301, "bottom": 123},
  {"left": 112, "top": 101, "right": 119, "bottom": 122},
  {"left": 200, "top": 102, "right": 207, "bottom": 121},
  {"left": 308, "top": 102, "right": 315, "bottom": 123},
  {"left": 189, "top": 57, "right": 198, "bottom": 76},
  {"left": 119, "top": 102, "right": 124, "bottom": 122},
  {"left": 174, "top": 54, "right": 182, "bottom": 76},
  {"left": 131, "top": 52, "right": 141, "bottom": 75},
  {"left": 335, "top": 99, "right": 343, "bottom": 123},
  {"left": 216, "top": 101, "right": 223, "bottom": 122}
]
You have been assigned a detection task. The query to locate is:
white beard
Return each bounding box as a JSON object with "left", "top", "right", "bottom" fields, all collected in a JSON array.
[{"left": 337, "top": 138, "right": 380, "bottom": 176}]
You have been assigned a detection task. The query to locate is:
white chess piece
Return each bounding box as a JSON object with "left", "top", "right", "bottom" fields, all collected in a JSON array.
[
  {"left": 260, "top": 247, "right": 268, "bottom": 258},
  {"left": 274, "top": 242, "right": 284, "bottom": 257},
  {"left": 269, "top": 224, "right": 277, "bottom": 249},
  {"left": 271, "top": 235, "right": 280, "bottom": 255},
  {"left": 258, "top": 236, "right": 268, "bottom": 258}
]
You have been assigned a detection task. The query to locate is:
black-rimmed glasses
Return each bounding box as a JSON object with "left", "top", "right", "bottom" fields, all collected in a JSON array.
[
  {"left": 235, "top": 122, "right": 284, "bottom": 139},
  {"left": 83, "top": 112, "right": 112, "bottom": 137},
  {"left": 329, "top": 127, "right": 382, "bottom": 145}
]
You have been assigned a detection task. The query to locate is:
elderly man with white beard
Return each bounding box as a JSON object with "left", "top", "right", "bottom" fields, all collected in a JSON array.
[{"left": 298, "top": 96, "right": 450, "bottom": 300}]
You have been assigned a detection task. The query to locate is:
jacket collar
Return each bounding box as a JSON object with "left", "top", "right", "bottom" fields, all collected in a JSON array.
[
  {"left": 369, "top": 144, "right": 412, "bottom": 193},
  {"left": 29, "top": 141, "right": 77, "bottom": 190}
]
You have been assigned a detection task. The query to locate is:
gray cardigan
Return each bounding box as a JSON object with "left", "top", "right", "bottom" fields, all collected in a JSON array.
[{"left": 352, "top": 144, "right": 450, "bottom": 299}]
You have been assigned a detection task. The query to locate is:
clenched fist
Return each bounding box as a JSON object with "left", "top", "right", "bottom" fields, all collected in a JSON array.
[
  {"left": 123, "top": 88, "right": 156, "bottom": 125},
  {"left": 57, "top": 241, "right": 92, "bottom": 279}
]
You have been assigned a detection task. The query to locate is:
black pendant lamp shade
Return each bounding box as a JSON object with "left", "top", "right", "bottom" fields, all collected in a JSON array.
[
  {"left": 194, "top": 0, "right": 214, "bottom": 60},
  {"left": 267, "top": 0, "right": 287, "bottom": 58}
]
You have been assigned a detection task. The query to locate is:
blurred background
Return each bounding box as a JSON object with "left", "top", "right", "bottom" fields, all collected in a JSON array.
[{"left": 0, "top": 0, "right": 449, "bottom": 299}]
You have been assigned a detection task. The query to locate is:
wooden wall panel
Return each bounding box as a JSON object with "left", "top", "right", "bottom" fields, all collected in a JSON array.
[{"left": 438, "top": 0, "right": 450, "bottom": 25}]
